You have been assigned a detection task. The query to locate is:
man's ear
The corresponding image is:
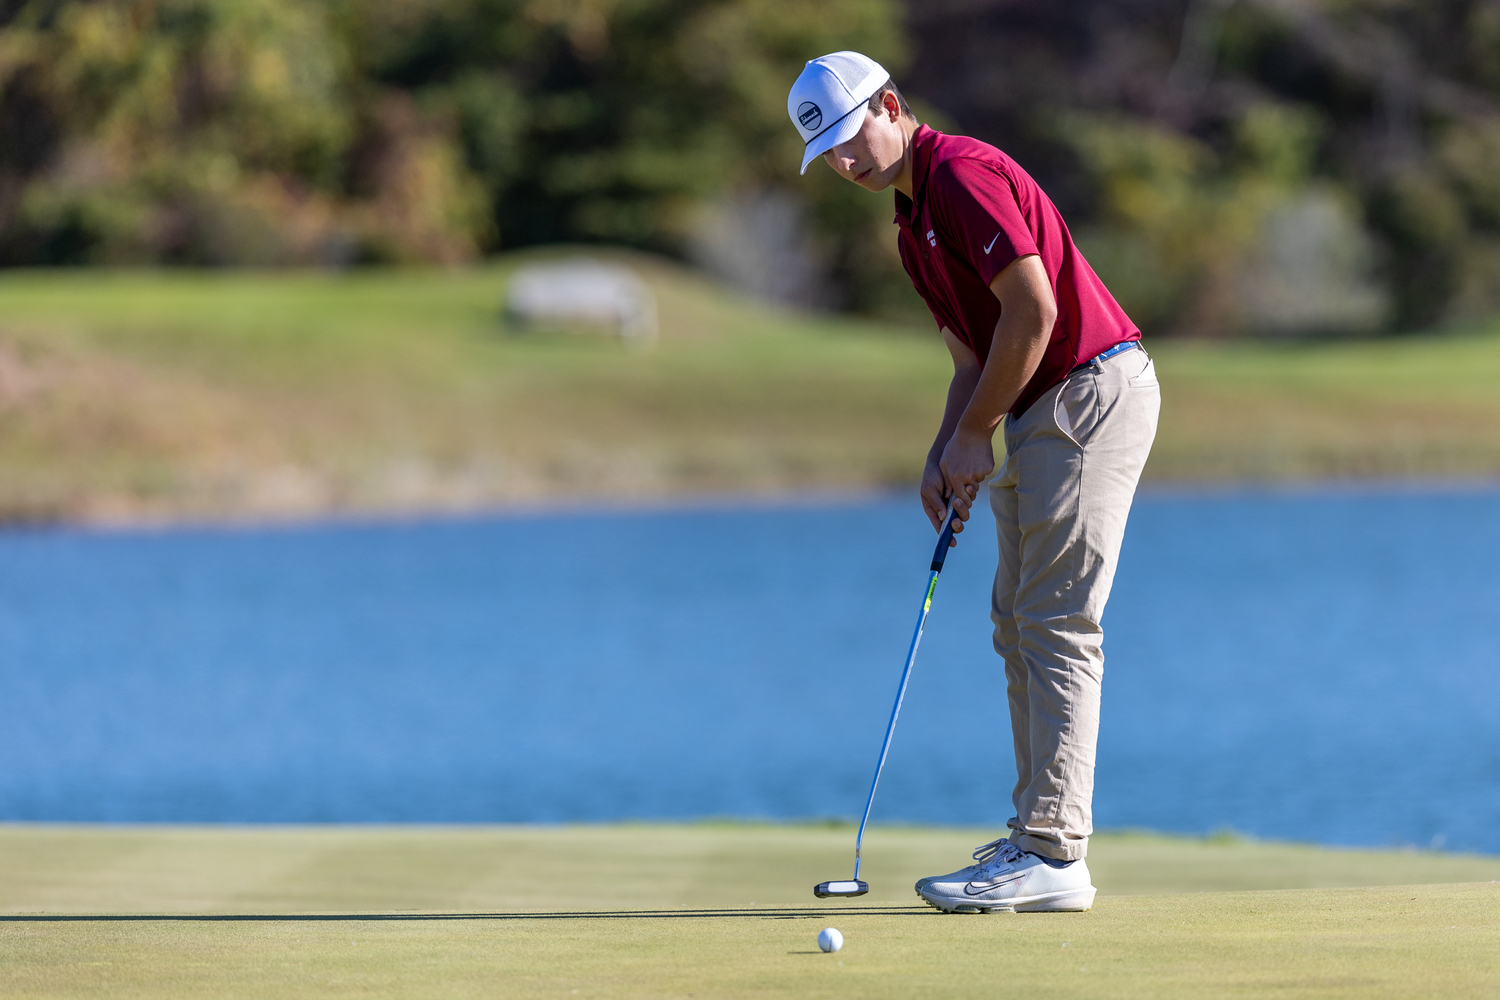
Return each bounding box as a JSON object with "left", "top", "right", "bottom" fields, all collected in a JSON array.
[{"left": 882, "top": 91, "right": 902, "bottom": 122}]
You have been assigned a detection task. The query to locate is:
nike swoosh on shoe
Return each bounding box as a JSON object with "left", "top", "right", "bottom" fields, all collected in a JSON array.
[{"left": 963, "top": 874, "right": 1025, "bottom": 896}]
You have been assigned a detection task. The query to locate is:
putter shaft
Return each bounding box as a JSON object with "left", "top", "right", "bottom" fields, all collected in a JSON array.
[{"left": 851, "top": 502, "right": 960, "bottom": 882}]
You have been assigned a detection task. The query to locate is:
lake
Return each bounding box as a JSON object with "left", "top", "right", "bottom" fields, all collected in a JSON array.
[{"left": 1, "top": 488, "right": 1496, "bottom": 853}]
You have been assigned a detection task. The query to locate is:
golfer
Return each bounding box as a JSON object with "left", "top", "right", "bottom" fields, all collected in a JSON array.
[{"left": 789, "top": 52, "right": 1160, "bottom": 913}]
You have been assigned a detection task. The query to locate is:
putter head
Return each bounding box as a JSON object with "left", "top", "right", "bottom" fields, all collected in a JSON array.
[{"left": 813, "top": 879, "right": 869, "bottom": 898}]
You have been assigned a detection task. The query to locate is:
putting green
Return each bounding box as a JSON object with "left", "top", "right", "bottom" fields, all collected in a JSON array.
[{"left": 2, "top": 825, "right": 1497, "bottom": 998}]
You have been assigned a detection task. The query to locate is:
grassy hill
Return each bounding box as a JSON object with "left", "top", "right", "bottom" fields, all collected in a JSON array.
[
  {"left": 2, "top": 824, "right": 1498, "bottom": 998},
  {"left": 1, "top": 253, "right": 1497, "bottom": 523}
]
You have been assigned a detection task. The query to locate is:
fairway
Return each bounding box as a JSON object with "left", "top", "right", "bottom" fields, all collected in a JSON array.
[{"left": 2, "top": 825, "right": 1497, "bottom": 998}]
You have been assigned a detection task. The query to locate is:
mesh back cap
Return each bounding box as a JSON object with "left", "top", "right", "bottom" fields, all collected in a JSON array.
[{"left": 787, "top": 51, "right": 890, "bottom": 175}]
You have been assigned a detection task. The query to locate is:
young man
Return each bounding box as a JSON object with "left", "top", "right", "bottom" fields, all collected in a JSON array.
[{"left": 788, "top": 51, "right": 1160, "bottom": 913}]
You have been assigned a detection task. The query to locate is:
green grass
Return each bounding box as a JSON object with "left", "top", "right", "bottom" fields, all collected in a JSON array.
[
  {"left": 0, "top": 252, "right": 1498, "bottom": 522},
  {"left": 1151, "top": 334, "right": 1500, "bottom": 480},
  {"left": 2, "top": 824, "right": 1498, "bottom": 998}
]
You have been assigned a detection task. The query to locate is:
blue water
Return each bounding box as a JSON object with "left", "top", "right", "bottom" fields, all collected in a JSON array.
[{"left": 1, "top": 489, "right": 1496, "bottom": 852}]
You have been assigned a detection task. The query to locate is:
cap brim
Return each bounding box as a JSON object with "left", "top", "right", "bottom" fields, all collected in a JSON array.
[{"left": 799, "top": 104, "right": 867, "bottom": 175}]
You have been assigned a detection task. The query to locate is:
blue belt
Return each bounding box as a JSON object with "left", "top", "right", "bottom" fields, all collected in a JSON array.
[{"left": 1068, "top": 339, "right": 1139, "bottom": 377}]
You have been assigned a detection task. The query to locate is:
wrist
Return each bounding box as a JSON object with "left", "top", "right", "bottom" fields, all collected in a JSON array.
[{"left": 954, "top": 414, "right": 999, "bottom": 441}]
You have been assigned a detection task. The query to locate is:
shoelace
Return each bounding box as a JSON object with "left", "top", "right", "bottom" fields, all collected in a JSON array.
[{"left": 970, "top": 838, "right": 1025, "bottom": 867}]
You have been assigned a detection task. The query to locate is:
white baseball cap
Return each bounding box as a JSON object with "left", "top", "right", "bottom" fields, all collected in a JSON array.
[{"left": 787, "top": 51, "right": 891, "bottom": 175}]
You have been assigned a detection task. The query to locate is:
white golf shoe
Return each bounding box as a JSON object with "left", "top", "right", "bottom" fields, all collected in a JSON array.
[
  {"left": 913, "top": 836, "right": 1011, "bottom": 892},
  {"left": 916, "top": 841, "right": 1095, "bottom": 913}
]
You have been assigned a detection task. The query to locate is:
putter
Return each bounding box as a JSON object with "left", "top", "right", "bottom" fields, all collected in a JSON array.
[{"left": 814, "top": 499, "right": 962, "bottom": 899}]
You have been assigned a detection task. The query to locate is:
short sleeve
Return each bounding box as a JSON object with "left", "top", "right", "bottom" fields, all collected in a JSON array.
[{"left": 929, "top": 158, "right": 1039, "bottom": 287}]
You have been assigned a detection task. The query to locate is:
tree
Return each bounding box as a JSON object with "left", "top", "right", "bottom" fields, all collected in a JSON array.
[{"left": 902, "top": 0, "right": 1500, "bottom": 333}]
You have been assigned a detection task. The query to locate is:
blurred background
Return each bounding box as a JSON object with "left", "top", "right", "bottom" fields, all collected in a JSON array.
[
  {"left": 0, "top": 0, "right": 1497, "bottom": 851},
  {"left": 3, "top": 0, "right": 1500, "bottom": 518},
  {"left": 7, "top": 0, "right": 1500, "bottom": 326}
]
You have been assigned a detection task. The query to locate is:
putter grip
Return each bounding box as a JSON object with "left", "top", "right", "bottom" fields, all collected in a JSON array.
[{"left": 930, "top": 509, "right": 958, "bottom": 572}]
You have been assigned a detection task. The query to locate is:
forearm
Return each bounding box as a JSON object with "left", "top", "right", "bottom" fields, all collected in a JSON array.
[
  {"left": 955, "top": 307, "right": 1051, "bottom": 438},
  {"left": 928, "top": 256, "right": 1055, "bottom": 524},
  {"left": 927, "top": 364, "right": 983, "bottom": 464}
]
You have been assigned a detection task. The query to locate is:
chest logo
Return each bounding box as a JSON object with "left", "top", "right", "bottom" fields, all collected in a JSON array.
[
  {"left": 984, "top": 233, "right": 1001, "bottom": 254},
  {"left": 927, "top": 229, "right": 937, "bottom": 248},
  {"left": 797, "top": 102, "right": 822, "bottom": 131}
]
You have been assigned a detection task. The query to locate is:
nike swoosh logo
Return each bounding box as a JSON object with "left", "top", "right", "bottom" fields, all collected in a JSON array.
[
  {"left": 963, "top": 874, "right": 1025, "bottom": 895},
  {"left": 983, "top": 234, "right": 1000, "bottom": 254}
]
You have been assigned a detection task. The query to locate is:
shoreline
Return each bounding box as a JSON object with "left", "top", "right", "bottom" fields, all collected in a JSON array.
[{"left": 3, "top": 476, "right": 1498, "bottom": 535}]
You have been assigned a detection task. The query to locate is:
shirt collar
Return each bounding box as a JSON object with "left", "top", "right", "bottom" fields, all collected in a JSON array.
[{"left": 893, "top": 124, "right": 938, "bottom": 227}]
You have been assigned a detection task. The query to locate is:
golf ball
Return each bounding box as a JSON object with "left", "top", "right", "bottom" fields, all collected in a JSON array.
[{"left": 817, "top": 927, "right": 843, "bottom": 953}]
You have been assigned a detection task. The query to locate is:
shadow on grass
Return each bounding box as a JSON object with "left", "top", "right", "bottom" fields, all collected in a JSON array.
[{"left": 0, "top": 906, "right": 932, "bottom": 923}]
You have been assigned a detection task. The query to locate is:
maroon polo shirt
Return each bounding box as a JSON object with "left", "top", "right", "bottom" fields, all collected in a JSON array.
[{"left": 895, "top": 125, "right": 1139, "bottom": 417}]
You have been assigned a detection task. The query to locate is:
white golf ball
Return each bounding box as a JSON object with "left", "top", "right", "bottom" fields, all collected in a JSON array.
[{"left": 817, "top": 927, "right": 843, "bottom": 953}]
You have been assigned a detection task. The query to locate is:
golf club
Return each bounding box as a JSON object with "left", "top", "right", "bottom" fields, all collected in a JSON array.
[{"left": 814, "top": 498, "right": 962, "bottom": 898}]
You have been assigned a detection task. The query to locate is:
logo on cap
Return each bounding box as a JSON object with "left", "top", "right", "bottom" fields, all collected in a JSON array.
[{"left": 797, "top": 102, "right": 823, "bottom": 131}]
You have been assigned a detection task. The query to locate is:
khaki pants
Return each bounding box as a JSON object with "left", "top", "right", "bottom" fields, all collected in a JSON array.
[{"left": 990, "top": 345, "right": 1160, "bottom": 861}]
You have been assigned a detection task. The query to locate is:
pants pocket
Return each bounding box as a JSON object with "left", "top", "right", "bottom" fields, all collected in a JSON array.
[
  {"left": 1127, "top": 354, "right": 1158, "bottom": 388},
  {"left": 1053, "top": 374, "right": 1098, "bottom": 446}
]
